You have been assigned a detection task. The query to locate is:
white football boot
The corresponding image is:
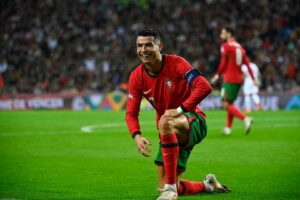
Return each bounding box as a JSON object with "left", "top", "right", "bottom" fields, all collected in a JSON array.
[
  {"left": 223, "top": 127, "right": 232, "bottom": 135},
  {"left": 204, "top": 174, "right": 231, "bottom": 193},
  {"left": 157, "top": 188, "right": 178, "bottom": 200},
  {"left": 244, "top": 117, "right": 253, "bottom": 134}
]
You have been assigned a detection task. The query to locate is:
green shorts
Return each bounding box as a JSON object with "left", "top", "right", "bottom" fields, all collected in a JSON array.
[
  {"left": 221, "top": 83, "right": 241, "bottom": 103},
  {"left": 154, "top": 112, "right": 207, "bottom": 169}
]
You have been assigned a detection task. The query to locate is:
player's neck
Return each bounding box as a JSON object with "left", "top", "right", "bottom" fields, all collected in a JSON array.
[
  {"left": 144, "top": 55, "right": 163, "bottom": 76},
  {"left": 227, "top": 37, "right": 235, "bottom": 42}
]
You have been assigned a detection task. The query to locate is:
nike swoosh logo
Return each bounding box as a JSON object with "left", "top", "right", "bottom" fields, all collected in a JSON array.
[{"left": 143, "top": 89, "right": 152, "bottom": 95}]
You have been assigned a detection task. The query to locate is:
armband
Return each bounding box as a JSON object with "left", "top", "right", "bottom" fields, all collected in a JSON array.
[{"left": 184, "top": 69, "right": 203, "bottom": 85}]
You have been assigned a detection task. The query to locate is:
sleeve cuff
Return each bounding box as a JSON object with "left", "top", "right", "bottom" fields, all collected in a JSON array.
[{"left": 132, "top": 131, "right": 141, "bottom": 139}]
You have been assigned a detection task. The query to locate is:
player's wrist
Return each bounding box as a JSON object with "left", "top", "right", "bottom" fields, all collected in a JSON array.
[
  {"left": 176, "top": 105, "right": 187, "bottom": 114},
  {"left": 176, "top": 107, "right": 183, "bottom": 114},
  {"left": 132, "top": 131, "right": 141, "bottom": 139}
]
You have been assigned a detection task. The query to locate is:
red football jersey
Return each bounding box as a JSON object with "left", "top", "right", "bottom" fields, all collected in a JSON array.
[
  {"left": 217, "top": 40, "right": 254, "bottom": 83},
  {"left": 125, "top": 54, "right": 212, "bottom": 136}
]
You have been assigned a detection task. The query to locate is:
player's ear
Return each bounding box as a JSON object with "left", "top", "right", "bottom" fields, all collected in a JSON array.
[{"left": 159, "top": 42, "right": 163, "bottom": 51}]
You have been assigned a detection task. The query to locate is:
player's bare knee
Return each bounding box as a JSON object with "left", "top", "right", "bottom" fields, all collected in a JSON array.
[{"left": 158, "top": 116, "right": 172, "bottom": 134}]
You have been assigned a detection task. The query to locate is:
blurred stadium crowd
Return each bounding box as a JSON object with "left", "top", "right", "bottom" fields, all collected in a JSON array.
[{"left": 1, "top": 0, "right": 300, "bottom": 96}]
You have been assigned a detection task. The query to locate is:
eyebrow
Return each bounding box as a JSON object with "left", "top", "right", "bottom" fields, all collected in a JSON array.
[{"left": 136, "top": 42, "right": 153, "bottom": 46}]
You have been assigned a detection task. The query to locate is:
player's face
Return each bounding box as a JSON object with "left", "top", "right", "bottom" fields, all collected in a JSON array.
[
  {"left": 220, "top": 29, "right": 228, "bottom": 41},
  {"left": 136, "top": 36, "right": 162, "bottom": 65}
]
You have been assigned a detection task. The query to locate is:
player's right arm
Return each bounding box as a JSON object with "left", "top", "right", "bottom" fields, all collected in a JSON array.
[
  {"left": 134, "top": 134, "right": 152, "bottom": 157},
  {"left": 211, "top": 44, "right": 228, "bottom": 84},
  {"left": 125, "top": 72, "right": 142, "bottom": 137},
  {"left": 125, "top": 71, "right": 152, "bottom": 157}
]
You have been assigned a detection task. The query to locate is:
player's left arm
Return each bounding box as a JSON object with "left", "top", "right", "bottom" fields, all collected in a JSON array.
[
  {"left": 163, "top": 72, "right": 212, "bottom": 117},
  {"left": 181, "top": 70, "right": 212, "bottom": 112},
  {"left": 165, "top": 57, "right": 212, "bottom": 117}
]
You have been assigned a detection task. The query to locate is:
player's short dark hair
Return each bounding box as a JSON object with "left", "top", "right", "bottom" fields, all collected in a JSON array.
[
  {"left": 137, "top": 29, "right": 161, "bottom": 43},
  {"left": 224, "top": 26, "right": 235, "bottom": 36}
]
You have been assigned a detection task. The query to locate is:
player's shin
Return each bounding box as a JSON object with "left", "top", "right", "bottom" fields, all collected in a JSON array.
[
  {"left": 160, "top": 133, "right": 179, "bottom": 192},
  {"left": 226, "top": 112, "right": 233, "bottom": 128},
  {"left": 227, "top": 104, "right": 245, "bottom": 120}
]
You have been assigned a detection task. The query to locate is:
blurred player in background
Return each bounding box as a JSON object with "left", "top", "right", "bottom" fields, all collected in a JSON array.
[
  {"left": 211, "top": 27, "right": 258, "bottom": 135},
  {"left": 125, "top": 29, "right": 230, "bottom": 200},
  {"left": 241, "top": 61, "right": 262, "bottom": 113},
  {"left": 0, "top": 59, "right": 8, "bottom": 92}
]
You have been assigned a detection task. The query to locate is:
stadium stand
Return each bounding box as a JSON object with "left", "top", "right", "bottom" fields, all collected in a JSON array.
[{"left": 1, "top": 0, "right": 299, "bottom": 96}]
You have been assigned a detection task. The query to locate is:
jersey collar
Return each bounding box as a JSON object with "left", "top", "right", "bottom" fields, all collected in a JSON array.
[{"left": 143, "top": 55, "right": 165, "bottom": 77}]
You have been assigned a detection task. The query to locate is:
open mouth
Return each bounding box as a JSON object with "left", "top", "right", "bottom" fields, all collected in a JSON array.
[{"left": 140, "top": 53, "right": 152, "bottom": 61}]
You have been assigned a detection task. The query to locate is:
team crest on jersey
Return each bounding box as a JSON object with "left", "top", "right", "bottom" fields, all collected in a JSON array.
[
  {"left": 165, "top": 78, "right": 175, "bottom": 93},
  {"left": 165, "top": 78, "right": 173, "bottom": 88}
]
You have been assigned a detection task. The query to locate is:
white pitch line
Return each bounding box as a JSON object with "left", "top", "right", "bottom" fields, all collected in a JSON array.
[
  {"left": 80, "top": 121, "right": 300, "bottom": 133},
  {"left": 80, "top": 123, "right": 125, "bottom": 133},
  {"left": 1, "top": 116, "right": 298, "bottom": 136},
  {"left": 80, "top": 121, "right": 155, "bottom": 133}
]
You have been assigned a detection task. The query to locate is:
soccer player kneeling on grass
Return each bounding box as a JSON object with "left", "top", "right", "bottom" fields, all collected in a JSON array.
[{"left": 125, "top": 29, "right": 230, "bottom": 200}]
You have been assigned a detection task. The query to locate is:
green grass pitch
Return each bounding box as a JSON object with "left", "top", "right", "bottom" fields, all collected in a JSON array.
[{"left": 0, "top": 110, "right": 300, "bottom": 200}]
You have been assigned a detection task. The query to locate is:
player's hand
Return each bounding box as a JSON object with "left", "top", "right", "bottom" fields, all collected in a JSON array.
[
  {"left": 134, "top": 135, "right": 152, "bottom": 157},
  {"left": 162, "top": 109, "right": 181, "bottom": 118},
  {"left": 210, "top": 74, "right": 219, "bottom": 85},
  {"left": 254, "top": 80, "right": 260, "bottom": 87}
]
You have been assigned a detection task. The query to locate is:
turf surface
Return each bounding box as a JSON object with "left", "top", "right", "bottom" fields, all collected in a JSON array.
[{"left": 0, "top": 110, "right": 300, "bottom": 199}]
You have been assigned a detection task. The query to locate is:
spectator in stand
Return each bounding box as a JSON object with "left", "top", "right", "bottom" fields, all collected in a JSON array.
[{"left": 1, "top": 0, "right": 299, "bottom": 95}]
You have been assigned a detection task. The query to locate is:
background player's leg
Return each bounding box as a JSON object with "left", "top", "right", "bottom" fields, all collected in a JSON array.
[
  {"left": 251, "top": 93, "right": 261, "bottom": 110},
  {"left": 224, "top": 112, "right": 233, "bottom": 134},
  {"left": 227, "top": 103, "right": 246, "bottom": 121},
  {"left": 244, "top": 94, "right": 252, "bottom": 113}
]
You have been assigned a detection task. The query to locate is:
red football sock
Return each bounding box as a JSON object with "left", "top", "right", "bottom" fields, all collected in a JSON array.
[
  {"left": 160, "top": 133, "right": 179, "bottom": 184},
  {"left": 178, "top": 180, "right": 206, "bottom": 195},
  {"left": 227, "top": 104, "right": 245, "bottom": 121},
  {"left": 226, "top": 111, "right": 234, "bottom": 128}
]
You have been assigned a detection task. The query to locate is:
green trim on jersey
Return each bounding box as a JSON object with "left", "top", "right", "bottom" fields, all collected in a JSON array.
[
  {"left": 154, "top": 112, "right": 207, "bottom": 169},
  {"left": 221, "top": 83, "right": 241, "bottom": 103}
]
